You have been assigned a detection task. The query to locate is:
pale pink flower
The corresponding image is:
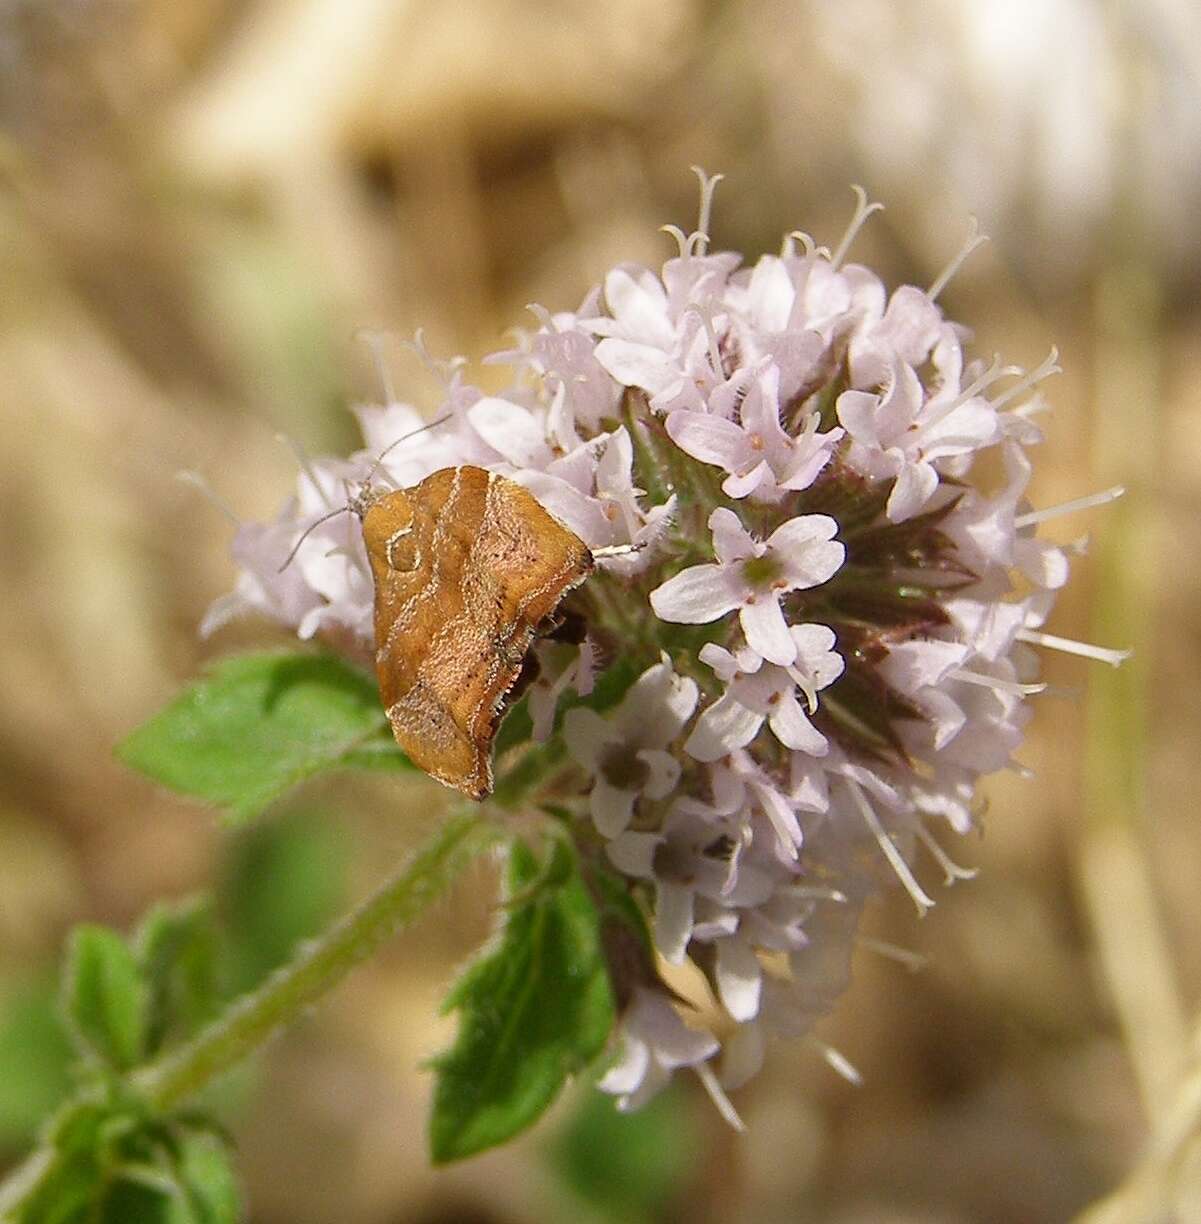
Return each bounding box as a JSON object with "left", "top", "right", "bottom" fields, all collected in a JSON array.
[{"left": 665, "top": 364, "right": 843, "bottom": 501}]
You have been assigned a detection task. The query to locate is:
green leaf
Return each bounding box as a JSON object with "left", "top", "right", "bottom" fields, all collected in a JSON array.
[
  {"left": 135, "top": 900, "right": 221, "bottom": 1058},
  {"left": 62, "top": 927, "right": 149, "bottom": 1071},
  {"left": 117, "top": 651, "right": 415, "bottom": 822},
  {"left": 167, "top": 1130, "right": 241, "bottom": 1224},
  {"left": 428, "top": 839, "right": 615, "bottom": 1163},
  {"left": 0, "top": 980, "right": 74, "bottom": 1144}
]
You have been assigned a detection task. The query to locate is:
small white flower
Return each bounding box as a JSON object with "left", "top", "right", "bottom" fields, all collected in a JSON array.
[
  {"left": 563, "top": 657, "right": 698, "bottom": 838},
  {"left": 598, "top": 986, "right": 719, "bottom": 1113},
  {"left": 650, "top": 509, "right": 844, "bottom": 665}
]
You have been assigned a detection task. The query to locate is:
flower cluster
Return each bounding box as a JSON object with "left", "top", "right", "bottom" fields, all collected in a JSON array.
[{"left": 206, "top": 173, "right": 1126, "bottom": 1122}]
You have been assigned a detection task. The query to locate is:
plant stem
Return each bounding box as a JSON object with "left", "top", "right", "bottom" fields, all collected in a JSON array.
[{"left": 133, "top": 810, "right": 498, "bottom": 1110}]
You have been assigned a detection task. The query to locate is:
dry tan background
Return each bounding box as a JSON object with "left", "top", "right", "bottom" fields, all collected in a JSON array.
[{"left": 2, "top": 2, "right": 1201, "bottom": 1222}]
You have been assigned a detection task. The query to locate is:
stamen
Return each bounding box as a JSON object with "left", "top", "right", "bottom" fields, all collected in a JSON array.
[
  {"left": 855, "top": 936, "right": 927, "bottom": 972},
  {"left": 1014, "top": 484, "right": 1125, "bottom": 529},
  {"left": 911, "top": 821, "right": 978, "bottom": 884},
  {"left": 927, "top": 215, "right": 989, "bottom": 301},
  {"left": 1016, "top": 629, "right": 1131, "bottom": 668},
  {"left": 277, "top": 433, "right": 336, "bottom": 510},
  {"left": 685, "top": 304, "right": 726, "bottom": 380},
  {"left": 778, "top": 884, "right": 848, "bottom": 903},
  {"left": 808, "top": 1037, "right": 863, "bottom": 1085},
  {"left": 691, "top": 166, "right": 725, "bottom": 256},
  {"left": 830, "top": 185, "right": 884, "bottom": 271},
  {"left": 660, "top": 224, "right": 692, "bottom": 259},
  {"left": 949, "top": 668, "right": 1047, "bottom": 697},
  {"left": 694, "top": 1061, "right": 746, "bottom": 1132},
  {"left": 401, "top": 327, "right": 468, "bottom": 387},
  {"left": 846, "top": 778, "right": 935, "bottom": 916},
  {"left": 920, "top": 354, "right": 1019, "bottom": 432},
  {"left": 354, "top": 327, "right": 397, "bottom": 405},
  {"left": 175, "top": 471, "right": 240, "bottom": 527},
  {"left": 783, "top": 230, "right": 829, "bottom": 260},
  {"left": 990, "top": 347, "right": 1061, "bottom": 410}
]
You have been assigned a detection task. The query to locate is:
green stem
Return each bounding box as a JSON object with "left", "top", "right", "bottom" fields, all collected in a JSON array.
[
  {"left": 0, "top": 812, "right": 500, "bottom": 1219},
  {"left": 133, "top": 810, "right": 498, "bottom": 1110}
]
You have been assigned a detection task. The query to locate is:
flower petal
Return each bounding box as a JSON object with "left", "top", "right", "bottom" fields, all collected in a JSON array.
[
  {"left": 665, "top": 410, "right": 748, "bottom": 471},
  {"left": 640, "top": 748, "right": 682, "bottom": 799},
  {"left": 708, "top": 507, "right": 757, "bottom": 565},
  {"left": 715, "top": 935, "right": 763, "bottom": 1022},
  {"left": 563, "top": 707, "right": 619, "bottom": 770},
  {"left": 590, "top": 777, "right": 637, "bottom": 839},
  {"left": 655, "top": 882, "right": 695, "bottom": 965},
  {"left": 768, "top": 691, "right": 829, "bottom": 756},
  {"left": 650, "top": 564, "right": 742, "bottom": 624},
  {"left": 685, "top": 692, "right": 764, "bottom": 762},
  {"left": 594, "top": 338, "right": 678, "bottom": 395},
  {"left": 739, "top": 596, "right": 796, "bottom": 666}
]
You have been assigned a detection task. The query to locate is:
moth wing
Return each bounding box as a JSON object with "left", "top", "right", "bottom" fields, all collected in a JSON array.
[{"left": 368, "top": 467, "right": 592, "bottom": 799}]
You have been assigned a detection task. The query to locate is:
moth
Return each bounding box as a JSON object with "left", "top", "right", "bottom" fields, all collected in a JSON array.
[
  {"left": 352, "top": 466, "right": 594, "bottom": 799},
  {"left": 284, "top": 456, "right": 608, "bottom": 799}
]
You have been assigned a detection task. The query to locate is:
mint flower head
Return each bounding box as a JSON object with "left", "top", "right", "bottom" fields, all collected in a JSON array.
[{"left": 206, "top": 171, "right": 1127, "bottom": 1124}]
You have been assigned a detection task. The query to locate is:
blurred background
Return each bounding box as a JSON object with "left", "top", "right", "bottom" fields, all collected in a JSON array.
[{"left": 1, "top": 1, "right": 1200, "bottom": 1221}]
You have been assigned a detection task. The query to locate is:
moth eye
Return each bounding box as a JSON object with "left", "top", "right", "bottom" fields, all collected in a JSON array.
[{"left": 386, "top": 526, "right": 421, "bottom": 572}]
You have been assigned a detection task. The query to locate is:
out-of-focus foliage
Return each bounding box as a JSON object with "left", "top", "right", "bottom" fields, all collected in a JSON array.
[{"left": 2, "top": 0, "right": 1200, "bottom": 1220}]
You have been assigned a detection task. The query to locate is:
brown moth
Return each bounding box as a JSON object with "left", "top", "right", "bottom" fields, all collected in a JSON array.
[{"left": 350, "top": 466, "right": 594, "bottom": 800}]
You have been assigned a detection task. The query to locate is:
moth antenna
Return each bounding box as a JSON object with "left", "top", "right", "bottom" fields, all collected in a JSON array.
[
  {"left": 359, "top": 412, "right": 455, "bottom": 488},
  {"left": 277, "top": 506, "right": 352, "bottom": 573}
]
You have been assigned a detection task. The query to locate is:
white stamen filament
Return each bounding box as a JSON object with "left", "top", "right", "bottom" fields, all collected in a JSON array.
[
  {"left": 1014, "top": 485, "right": 1125, "bottom": 529},
  {"left": 690, "top": 166, "right": 724, "bottom": 257},
  {"left": 402, "top": 327, "right": 468, "bottom": 387},
  {"left": 659, "top": 224, "right": 690, "bottom": 259},
  {"left": 920, "top": 354, "right": 1019, "bottom": 433},
  {"left": 831, "top": 185, "right": 884, "bottom": 271},
  {"left": 1008, "top": 392, "right": 1051, "bottom": 419},
  {"left": 175, "top": 470, "right": 240, "bottom": 527},
  {"left": 685, "top": 304, "right": 726, "bottom": 381},
  {"left": 847, "top": 779, "right": 935, "bottom": 915},
  {"left": 950, "top": 669, "right": 1047, "bottom": 697},
  {"left": 809, "top": 1037, "right": 863, "bottom": 1086},
  {"left": 356, "top": 327, "right": 397, "bottom": 405},
  {"left": 911, "top": 821, "right": 978, "bottom": 884},
  {"left": 779, "top": 885, "right": 848, "bottom": 903},
  {"left": 855, "top": 936, "right": 927, "bottom": 972},
  {"left": 927, "top": 215, "right": 988, "bottom": 301},
  {"left": 1016, "top": 629, "right": 1131, "bottom": 668},
  {"left": 277, "top": 433, "right": 336, "bottom": 511},
  {"left": 694, "top": 1062, "right": 746, "bottom": 1131},
  {"left": 990, "top": 347, "right": 1061, "bottom": 411}
]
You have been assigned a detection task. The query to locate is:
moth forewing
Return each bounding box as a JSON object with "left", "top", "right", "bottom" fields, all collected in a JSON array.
[{"left": 358, "top": 465, "right": 594, "bottom": 799}]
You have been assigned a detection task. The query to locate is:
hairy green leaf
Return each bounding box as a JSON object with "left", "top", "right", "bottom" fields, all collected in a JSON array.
[
  {"left": 117, "top": 651, "right": 414, "bottom": 821},
  {"left": 428, "top": 839, "right": 614, "bottom": 1162},
  {"left": 63, "top": 927, "right": 148, "bottom": 1071}
]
